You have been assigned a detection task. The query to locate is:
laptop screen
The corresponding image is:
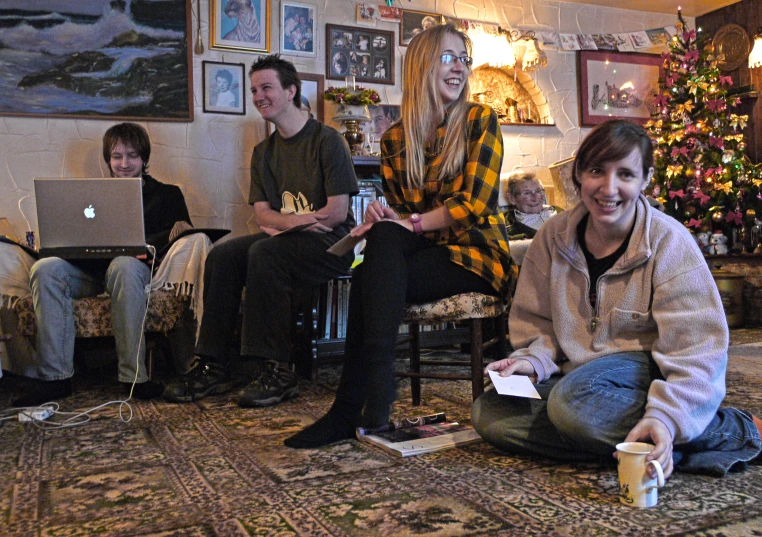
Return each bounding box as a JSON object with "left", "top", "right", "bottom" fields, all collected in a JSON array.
[{"left": 34, "top": 178, "right": 145, "bottom": 259}]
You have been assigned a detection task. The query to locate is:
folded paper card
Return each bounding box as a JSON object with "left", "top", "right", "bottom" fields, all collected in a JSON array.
[{"left": 488, "top": 370, "right": 542, "bottom": 399}]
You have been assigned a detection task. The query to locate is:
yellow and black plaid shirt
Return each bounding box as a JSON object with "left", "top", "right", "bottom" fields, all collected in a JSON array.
[{"left": 380, "top": 103, "right": 512, "bottom": 296}]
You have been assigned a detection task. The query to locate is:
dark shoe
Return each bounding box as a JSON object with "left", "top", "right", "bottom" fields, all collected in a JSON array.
[
  {"left": 123, "top": 380, "right": 164, "bottom": 400},
  {"left": 163, "top": 357, "right": 240, "bottom": 403},
  {"left": 236, "top": 361, "right": 299, "bottom": 408},
  {"left": 12, "top": 378, "right": 72, "bottom": 407}
]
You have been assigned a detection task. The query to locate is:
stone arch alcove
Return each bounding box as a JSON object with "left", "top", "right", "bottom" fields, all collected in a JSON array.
[{"left": 469, "top": 65, "right": 552, "bottom": 125}]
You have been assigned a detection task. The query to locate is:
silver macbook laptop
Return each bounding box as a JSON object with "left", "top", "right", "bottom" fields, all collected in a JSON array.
[{"left": 34, "top": 178, "right": 146, "bottom": 259}]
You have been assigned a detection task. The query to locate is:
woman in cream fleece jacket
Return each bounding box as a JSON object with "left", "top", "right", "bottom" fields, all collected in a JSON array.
[{"left": 472, "top": 120, "right": 761, "bottom": 478}]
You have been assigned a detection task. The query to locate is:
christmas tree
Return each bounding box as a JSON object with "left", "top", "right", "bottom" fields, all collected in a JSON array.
[{"left": 646, "top": 10, "right": 762, "bottom": 248}]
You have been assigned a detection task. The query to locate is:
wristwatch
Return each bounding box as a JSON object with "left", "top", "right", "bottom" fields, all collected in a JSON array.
[{"left": 410, "top": 213, "right": 423, "bottom": 234}]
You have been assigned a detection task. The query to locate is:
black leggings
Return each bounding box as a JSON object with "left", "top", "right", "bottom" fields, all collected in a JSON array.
[{"left": 332, "top": 221, "right": 498, "bottom": 426}]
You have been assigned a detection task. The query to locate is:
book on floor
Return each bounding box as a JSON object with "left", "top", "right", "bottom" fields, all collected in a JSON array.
[{"left": 356, "top": 412, "right": 482, "bottom": 457}]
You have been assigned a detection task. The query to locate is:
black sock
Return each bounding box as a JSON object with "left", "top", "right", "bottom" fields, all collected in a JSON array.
[
  {"left": 284, "top": 410, "right": 358, "bottom": 448},
  {"left": 13, "top": 378, "right": 72, "bottom": 407},
  {"left": 360, "top": 359, "right": 396, "bottom": 429}
]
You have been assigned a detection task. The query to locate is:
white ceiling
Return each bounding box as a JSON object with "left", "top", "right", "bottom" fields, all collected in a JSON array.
[{"left": 559, "top": 0, "right": 740, "bottom": 17}]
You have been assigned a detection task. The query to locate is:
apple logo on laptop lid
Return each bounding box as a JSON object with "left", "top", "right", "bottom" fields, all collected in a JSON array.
[{"left": 84, "top": 205, "right": 95, "bottom": 219}]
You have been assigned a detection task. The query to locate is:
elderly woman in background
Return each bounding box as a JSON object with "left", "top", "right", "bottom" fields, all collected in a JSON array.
[
  {"left": 504, "top": 170, "right": 560, "bottom": 240},
  {"left": 503, "top": 170, "right": 561, "bottom": 268}
]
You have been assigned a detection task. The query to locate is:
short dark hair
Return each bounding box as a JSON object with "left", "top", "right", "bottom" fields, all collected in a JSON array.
[
  {"left": 572, "top": 119, "right": 653, "bottom": 191},
  {"left": 249, "top": 54, "right": 301, "bottom": 109},
  {"left": 216, "top": 69, "right": 233, "bottom": 84},
  {"left": 102, "top": 122, "right": 151, "bottom": 175}
]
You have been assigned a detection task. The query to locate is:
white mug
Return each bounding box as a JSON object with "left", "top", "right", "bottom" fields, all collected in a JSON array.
[{"left": 615, "top": 442, "right": 665, "bottom": 508}]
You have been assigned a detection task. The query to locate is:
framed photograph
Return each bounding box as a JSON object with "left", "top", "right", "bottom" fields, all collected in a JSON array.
[
  {"left": 211, "top": 0, "right": 270, "bottom": 54},
  {"left": 368, "top": 105, "right": 400, "bottom": 141},
  {"left": 400, "top": 10, "right": 443, "bottom": 46},
  {"left": 0, "top": 0, "right": 193, "bottom": 121},
  {"left": 577, "top": 50, "right": 662, "bottom": 127},
  {"left": 356, "top": 4, "right": 377, "bottom": 26},
  {"left": 281, "top": 1, "right": 316, "bottom": 57},
  {"left": 367, "top": 104, "right": 400, "bottom": 153},
  {"left": 299, "top": 72, "right": 325, "bottom": 122},
  {"left": 203, "top": 61, "right": 246, "bottom": 115},
  {"left": 326, "top": 24, "right": 394, "bottom": 85}
]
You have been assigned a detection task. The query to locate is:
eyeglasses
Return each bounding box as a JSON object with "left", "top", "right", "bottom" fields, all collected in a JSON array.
[
  {"left": 514, "top": 189, "right": 544, "bottom": 198},
  {"left": 440, "top": 54, "right": 473, "bottom": 67}
]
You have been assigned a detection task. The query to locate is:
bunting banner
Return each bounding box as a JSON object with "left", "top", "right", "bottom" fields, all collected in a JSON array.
[{"left": 361, "top": 3, "right": 680, "bottom": 54}]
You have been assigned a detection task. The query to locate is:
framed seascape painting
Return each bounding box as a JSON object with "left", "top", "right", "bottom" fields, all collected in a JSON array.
[
  {"left": 211, "top": 0, "right": 270, "bottom": 54},
  {"left": 400, "top": 10, "right": 443, "bottom": 46},
  {"left": 281, "top": 2, "right": 316, "bottom": 57},
  {"left": 203, "top": 61, "right": 246, "bottom": 115},
  {"left": 577, "top": 50, "right": 662, "bottom": 127},
  {"left": 326, "top": 24, "right": 394, "bottom": 85},
  {"left": 0, "top": 0, "right": 193, "bottom": 121},
  {"left": 299, "top": 72, "right": 325, "bottom": 122}
]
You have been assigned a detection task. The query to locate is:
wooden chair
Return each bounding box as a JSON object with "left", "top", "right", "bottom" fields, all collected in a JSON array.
[{"left": 396, "top": 292, "right": 508, "bottom": 405}]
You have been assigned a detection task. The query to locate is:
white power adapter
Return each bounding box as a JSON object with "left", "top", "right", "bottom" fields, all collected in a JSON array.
[{"left": 18, "top": 405, "right": 55, "bottom": 422}]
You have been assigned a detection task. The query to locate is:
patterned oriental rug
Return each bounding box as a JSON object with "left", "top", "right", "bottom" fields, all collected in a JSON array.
[{"left": 1, "top": 330, "right": 762, "bottom": 537}]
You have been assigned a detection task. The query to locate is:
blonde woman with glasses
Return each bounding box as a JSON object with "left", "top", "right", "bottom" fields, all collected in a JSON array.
[{"left": 286, "top": 23, "right": 512, "bottom": 449}]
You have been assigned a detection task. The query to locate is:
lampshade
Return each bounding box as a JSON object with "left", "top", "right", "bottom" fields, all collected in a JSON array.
[
  {"left": 750, "top": 27, "right": 762, "bottom": 69},
  {"left": 512, "top": 38, "right": 527, "bottom": 69},
  {"left": 493, "top": 34, "right": 516, "bottom": 69},
  {"left": 522, "top": 38, "right": 547, "bottom": 71},
  {"left": 470, "top": 27, "right": 515, "bottom": 69}
]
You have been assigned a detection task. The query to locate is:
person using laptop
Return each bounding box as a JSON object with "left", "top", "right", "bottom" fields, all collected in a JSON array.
[
  {"left": 8, "top": 123, "right": 192, "bottom": 406},
  {"left": 163, "top": 55, "right": 357, "bottom": 407}
]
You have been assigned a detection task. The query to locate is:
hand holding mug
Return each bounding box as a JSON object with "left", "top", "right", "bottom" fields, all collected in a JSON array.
[{"left": 616, "top": 442, "right": 665, "bottom": 508}]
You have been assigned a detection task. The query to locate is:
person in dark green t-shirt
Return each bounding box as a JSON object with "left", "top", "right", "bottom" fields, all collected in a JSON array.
[{"left": 164, "top": 55, "right": 358, "bottom": 408}]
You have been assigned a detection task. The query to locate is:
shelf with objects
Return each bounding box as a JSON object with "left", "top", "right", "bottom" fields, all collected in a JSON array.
[{"left": 292, "top": 156, "right": 482, "bottom": 381}]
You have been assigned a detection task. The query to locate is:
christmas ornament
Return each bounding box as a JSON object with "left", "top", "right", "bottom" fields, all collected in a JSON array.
[
  {"left": 747, "top": 209, "right": 757, "bottom": 221},
  {"left": 739, "top": 142, "right": 747, "bottom": 152},
  {"left": 722, "top": 150, "right": 735, "bottom": 164},
  {"left": 712, "top": 211, "right": 725, "bottom": 223}
]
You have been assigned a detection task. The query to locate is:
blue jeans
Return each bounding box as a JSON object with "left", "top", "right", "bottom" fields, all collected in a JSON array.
[
  {"left": 29, "top": 256, "right": 151, "bottom": 383},
  {"left": 471, "top": 352, "right": 761, "bottom": 476}
]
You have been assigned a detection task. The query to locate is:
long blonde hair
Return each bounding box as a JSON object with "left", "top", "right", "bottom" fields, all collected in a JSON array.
[{"left": 401, "top": 23, "right": 472, "bottom": 188}]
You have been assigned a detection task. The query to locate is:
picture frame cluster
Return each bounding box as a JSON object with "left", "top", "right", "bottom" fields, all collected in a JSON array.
[{"left": 326, "top": 24, "right": 395, "bottom": 85}]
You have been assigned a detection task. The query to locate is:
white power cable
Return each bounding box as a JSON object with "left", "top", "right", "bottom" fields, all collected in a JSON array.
[{"left": 12, "top": 244, "right": 157, "bottom": 430}]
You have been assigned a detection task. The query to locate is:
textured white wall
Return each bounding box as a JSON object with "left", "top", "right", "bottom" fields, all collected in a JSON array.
[{"left": 0, "top": 1, "right": 685, "bottom": 241}]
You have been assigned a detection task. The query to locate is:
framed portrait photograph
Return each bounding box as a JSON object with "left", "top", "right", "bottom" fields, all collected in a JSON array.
[
  {"left": 367, "top": 104, "right": 400, "bottom": 152},
  {"left": 577, "top": 50, "right": 662, "bottom": 127},
  {"left": 281, "top": 1, "right": 316, "bottom": 57},
  {"left": 211, "top": 0, "right": 270, "bottom": 54},
  {"left": 299, "top": 72, "right": 324, "bottom": 122},
  {"left": 400, "top": 10, "right": 443, "bottom": 46},
  {"left": 203, "top": 61, "right": 246, "bottom": 115},
  {"left": 368, "top": 105, "right": 400, "bottom": 141},
  {"left": 326, "top": 24, "right": 394, "bottom": 85}
]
